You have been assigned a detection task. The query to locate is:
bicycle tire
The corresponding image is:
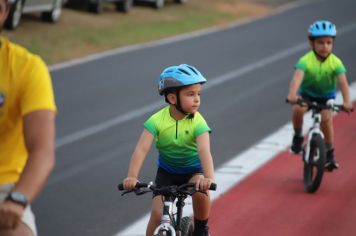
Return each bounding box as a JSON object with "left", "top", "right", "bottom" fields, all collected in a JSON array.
[
  {"left": 180, "top": 216, "right": 194, "bottom": 236},
  {"left": 303, "top": 134, "right": 326, "bottom": 193}
]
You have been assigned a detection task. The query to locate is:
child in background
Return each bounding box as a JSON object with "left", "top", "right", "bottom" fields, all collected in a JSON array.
[{"left": 287, "top": 20, "right": 353, "bottom": 170}]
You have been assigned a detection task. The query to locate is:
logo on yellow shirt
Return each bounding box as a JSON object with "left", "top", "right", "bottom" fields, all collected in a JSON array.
[
  {"left": 0, "top": 92, "right": 4, "bottom": 118},
  {"left": 0, "top": 92, "right": 4, "bottom": 107}
]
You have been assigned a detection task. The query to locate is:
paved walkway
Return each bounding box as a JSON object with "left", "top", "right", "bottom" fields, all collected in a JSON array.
[{"left": 210, "top": 103, "right": 356, "bottom": 236}]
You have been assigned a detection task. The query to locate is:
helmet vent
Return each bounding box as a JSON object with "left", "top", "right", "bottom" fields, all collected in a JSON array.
[
  {"left": 322, "top": 22, "right": 326, "bottom": 30},
  {"left": 166, "top": 69, "right": 174, "bottom": 73},
  {"left": 187, "top": 65, "right": 198, "bottom": 75},
  {"left": 178, "top": 68, "right": 190, "bottom": 75}
]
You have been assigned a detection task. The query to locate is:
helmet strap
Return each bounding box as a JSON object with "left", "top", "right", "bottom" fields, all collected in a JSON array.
[
  {"left": 175, "top": 90, "right": 194, "bottom": 118},
  {"left": 165, "top": 89, "right": 194, "bottom": 118},
  {"left": 175, "top": 90, "right": 189, "bottom": 116}
]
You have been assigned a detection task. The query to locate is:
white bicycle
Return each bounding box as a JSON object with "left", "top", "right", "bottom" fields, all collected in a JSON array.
[{"left": 287, "top": 98, "right": 352, "bottom": 193}]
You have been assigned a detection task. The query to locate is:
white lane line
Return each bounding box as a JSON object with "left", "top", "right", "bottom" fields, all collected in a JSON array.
[
  {"left": 114, "top": 82, "right": 356, "bottom": 236},
  {"left": 56, "top": 100, "right": 164, "bottom": 148},
  {"left": 56, "top": 40, "right": 307, "bottom": 148},
  {"left": 56, "top": 40, "right": 304, "bottom": 148},
  {"left": 49, "top": 1, "right": 306, "bottom": 72},
  {"left": 56, "top": 20, "right": 356, "bottom": 149}
]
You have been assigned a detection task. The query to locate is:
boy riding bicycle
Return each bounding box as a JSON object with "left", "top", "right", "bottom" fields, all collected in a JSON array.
[
  {"left": 287, "top": 20, "right": 353, "bottom": 170},
  {"left": 122, "top": 64, "right": 215, "bottom": 236}
]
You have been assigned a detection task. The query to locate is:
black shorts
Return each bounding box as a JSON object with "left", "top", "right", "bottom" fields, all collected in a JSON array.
[
  {"left": 153, "top": 167, "right": 202, "bottom": 197},
  {"left": 300, "top": 93, "right": 332, "bottom": 105}
]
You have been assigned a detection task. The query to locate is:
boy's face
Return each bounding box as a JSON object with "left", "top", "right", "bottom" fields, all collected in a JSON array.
[
  {"left": 310, "top": 36, "right": 334, "bottom": 58},
  {"left": 0, "top": 0, "right": 9, "bottom": 33},
  {"left": 178, "top": 83, "right": 202, "bottom": 114}
]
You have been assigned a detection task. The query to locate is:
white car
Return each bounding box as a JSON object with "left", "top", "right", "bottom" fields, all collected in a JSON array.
[{"left": 5, "top": 0, "right": 65, "bottom": 30}]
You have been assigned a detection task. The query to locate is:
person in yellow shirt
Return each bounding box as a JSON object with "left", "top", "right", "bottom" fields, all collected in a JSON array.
[{"left": 0, "top": 0, "right": 57, "bottom": 235}]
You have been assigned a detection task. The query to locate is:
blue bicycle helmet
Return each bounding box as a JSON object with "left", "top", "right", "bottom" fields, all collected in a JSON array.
[
  {"left": 158, "top": 64, "right": 207, "bottom": 95},
  {"left": 308, "top": 20, "right": 337, "bottom": 38}
]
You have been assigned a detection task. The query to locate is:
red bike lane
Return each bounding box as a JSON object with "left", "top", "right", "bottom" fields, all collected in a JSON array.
[{"left": 210, "top": 103, "right": 356, "bottom": 236}]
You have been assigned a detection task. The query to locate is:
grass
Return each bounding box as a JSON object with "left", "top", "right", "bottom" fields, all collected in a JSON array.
[{"left": 2, "top": 0, "right": 289, "bottom": 64}]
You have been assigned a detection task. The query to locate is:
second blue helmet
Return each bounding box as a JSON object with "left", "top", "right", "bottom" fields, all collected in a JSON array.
[
  {"left": 308, "top": 20, "right": 337, "bottom": 38},
  {"left": 158, "top": 64, "right": 207, "bottom": 95}
]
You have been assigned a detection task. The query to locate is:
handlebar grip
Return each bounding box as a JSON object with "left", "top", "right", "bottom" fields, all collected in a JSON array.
[
  {"left": 136, "top": 182, "right": 149, "bottom": 188},
  {"left": 118, "top": 183, "right": 124, "bottom": 191},
  {"left": 117, "top": 182, "right": 150, "bottom": 191},
  {"left": 210, "top": 183, "right": 217, "bottom": 191}
]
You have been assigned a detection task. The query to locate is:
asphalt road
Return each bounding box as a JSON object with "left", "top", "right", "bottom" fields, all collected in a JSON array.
[{"left": 33, "top": 0, "right": 356, "bottom": 235}]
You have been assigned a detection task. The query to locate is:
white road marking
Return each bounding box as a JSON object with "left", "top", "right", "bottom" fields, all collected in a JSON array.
[{"left": 49, "top": 1, "right": 306, "bottom": 72}]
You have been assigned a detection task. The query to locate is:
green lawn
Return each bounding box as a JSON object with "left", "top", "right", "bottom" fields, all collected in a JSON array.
[{"left": 3, "top": 0, "right": 289, "bottom": 64}]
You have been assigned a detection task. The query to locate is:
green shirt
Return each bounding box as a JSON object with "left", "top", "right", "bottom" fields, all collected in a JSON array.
[
  {"left": 144, "top": 106, "right": 211, "bottom": 174},
  {"left": 296, "top": 51, "right": 346, "bottom": 98}
]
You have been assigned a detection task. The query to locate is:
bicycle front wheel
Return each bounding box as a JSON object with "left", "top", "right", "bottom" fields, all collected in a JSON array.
[
  {"left": 154, "top": 229, "right": 174, "bottom": 236},
  {"left": 303, "top": 134, "right": 326, "bottom": 193}
]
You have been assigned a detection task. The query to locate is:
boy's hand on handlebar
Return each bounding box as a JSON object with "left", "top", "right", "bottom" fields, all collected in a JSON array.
[
  {"left": 287, "top": 94, "right": 301, "bottom": 104},
  {"left": 123, "top": 177, "right": 138, "bottom": 190},
  {"left": 195, "top": 176, "right": 214, "bottom": 192},
  {"left": 343, "top": 102, "right": 354, "bottom": 113}
]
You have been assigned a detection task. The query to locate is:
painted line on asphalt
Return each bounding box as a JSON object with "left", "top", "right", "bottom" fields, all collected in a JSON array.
[
  {"left": 114, "top": 82, "right": 356, "bottom": 236},
  {"left": 49, "top": 1, "right": 307, "bottom": 72},
  {"left": 56, "top": 20, "right": 356, "bottom": 149}
]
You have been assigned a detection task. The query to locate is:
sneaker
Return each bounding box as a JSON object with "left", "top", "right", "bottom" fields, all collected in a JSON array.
[
  {"left": 291, "top": 134, "right": 304, "bottom": 154},
  {"left": 193, "top": 225, "right": 209, "bottom": 236},
  {"left": 325, "top": 149, "right": 339, "bottom": 171}
]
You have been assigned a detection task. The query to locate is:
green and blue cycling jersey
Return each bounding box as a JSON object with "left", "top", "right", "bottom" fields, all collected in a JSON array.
[
  {"left": 144, "top": 106, "right": 211, "bottom": 174},
  {"left": 296, "top": 51, "right": 346, "bottom": 99}
]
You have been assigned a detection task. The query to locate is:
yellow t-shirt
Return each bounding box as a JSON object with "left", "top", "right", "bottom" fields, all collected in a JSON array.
[{"left": 0, "top": 36, "right": 57, "bottom": 184}]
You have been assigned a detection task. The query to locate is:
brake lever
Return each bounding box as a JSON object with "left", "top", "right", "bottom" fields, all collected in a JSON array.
[
  {"left": 135, "top": 189, "right": 151, "bottom": 195},
  {"left": 121, "top": 190, "right": 134, "bottom": 196}
]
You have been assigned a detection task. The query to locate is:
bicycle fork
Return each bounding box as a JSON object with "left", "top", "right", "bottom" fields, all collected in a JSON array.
[
  {"left": 304, "top": 113, "right": 324, "bottom": 164},
  {"left": 154, "top": 200, "right": 176, "bottom": 236}
]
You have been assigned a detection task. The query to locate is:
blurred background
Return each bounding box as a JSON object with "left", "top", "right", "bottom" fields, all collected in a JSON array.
[
  {"left": 4, "top": 0, "right": 287, "bottom": 64},
  {"left": 3, "top": 0, "right": 356, "bottom": 235}
]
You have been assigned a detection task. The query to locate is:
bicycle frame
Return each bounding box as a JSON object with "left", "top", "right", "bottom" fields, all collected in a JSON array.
[
  {"left": 304, "top": 111, "right": 324, "bottom": 164},
  {"left": 153, "top": 195, "right": 188, "bottom": 236},
  {"left": 153, "top": 199, "right": 177, "bottom": 236}
]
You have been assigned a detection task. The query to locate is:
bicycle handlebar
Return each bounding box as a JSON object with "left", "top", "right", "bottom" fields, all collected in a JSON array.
[
  {"left": 117, "top": 182, "right": 217, "bottom": 196},
  {"left": 118, "top": 182, "right": 149, "bottom": 191},
  {"left": 286, "top": 98, "right": 353, "bottom": 113}
]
